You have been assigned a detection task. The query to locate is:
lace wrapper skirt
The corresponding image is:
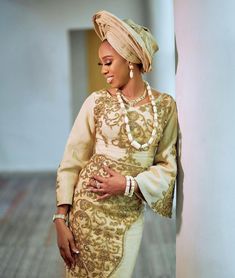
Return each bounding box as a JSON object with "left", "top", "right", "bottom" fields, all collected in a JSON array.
[{"left": 65, "top": 154, "right": 146, "bottom": 278}]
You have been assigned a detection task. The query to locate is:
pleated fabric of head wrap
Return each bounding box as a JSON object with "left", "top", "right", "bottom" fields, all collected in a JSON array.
[{"left": 92, "top": 10, "right": 159, "bottom": 72}]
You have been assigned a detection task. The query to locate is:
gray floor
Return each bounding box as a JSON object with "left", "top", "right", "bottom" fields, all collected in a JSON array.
[{"left": 0, "top": 173, "right": 175, "bottom": 278}]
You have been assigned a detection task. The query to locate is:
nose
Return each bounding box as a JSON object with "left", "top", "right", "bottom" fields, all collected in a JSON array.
[{"left": 101, "top": 65, "right": 108, "bottom": 75}]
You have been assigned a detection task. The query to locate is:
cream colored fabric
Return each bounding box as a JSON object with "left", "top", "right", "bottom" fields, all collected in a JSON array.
[
  {"left": 56, "top": 95, "right": 96, "bottom": 205},
  {"left": 111, "top": 213, "right": 144, "bottom": 278},
  {"left": 65, "top": 213, "right": 145, "bottom": 278},
  {"left": 135, "top": 99, "right": 178, "bottom": 216},
  {"left": 92, "top": 10, "right": 159, "bottom": 72},
  {"left": 56, "top": 90, "right": 178, "bottom": 217},
  {"left": 56, "top": 89, "right": 178, "bottom": 277}
]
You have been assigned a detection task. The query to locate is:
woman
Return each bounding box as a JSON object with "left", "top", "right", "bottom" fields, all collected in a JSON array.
[{"left": 54, "top": 10, "right": 178, "bottom": 278}]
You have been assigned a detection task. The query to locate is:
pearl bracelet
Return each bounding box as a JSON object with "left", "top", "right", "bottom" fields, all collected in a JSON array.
[
  {"left": 128, "top": 177, "right": 136, "bottom": 197},
  {"left": 124, "top": 176, "right": 131, "bottom": 196},
  {"left": 124, "top": 176, "right": 136, "bottom": 197}
]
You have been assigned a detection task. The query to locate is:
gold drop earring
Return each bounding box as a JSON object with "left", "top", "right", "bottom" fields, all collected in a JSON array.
[{"left": 129, "top": 64, "right": 134, "bottom": 79}]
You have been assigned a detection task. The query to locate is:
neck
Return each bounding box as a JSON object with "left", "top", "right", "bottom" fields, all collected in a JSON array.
[{"left": 119, "top": 76, "right": 145, "bottom": 99}]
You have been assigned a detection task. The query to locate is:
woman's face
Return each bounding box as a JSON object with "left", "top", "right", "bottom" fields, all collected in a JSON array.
[{"left": 98, "top": 40, "right": 130, "bottom": 88}]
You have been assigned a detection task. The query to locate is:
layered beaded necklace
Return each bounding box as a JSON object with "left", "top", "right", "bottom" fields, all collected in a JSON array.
[
  {"left": 120, "top": 87, "right": 147, "bottom": 107},
  {"left": 116, "top": 81, "right": 158, "bottom": 150}
]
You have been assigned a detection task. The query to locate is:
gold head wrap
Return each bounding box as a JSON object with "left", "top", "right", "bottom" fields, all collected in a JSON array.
[{"left": 92, "top": 10, "right": 159, "bottom": 72}]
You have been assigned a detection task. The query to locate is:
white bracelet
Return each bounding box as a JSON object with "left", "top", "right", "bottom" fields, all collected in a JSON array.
[
  {"left": 128, "top": 177, "right": 136, "bottom": 197},
  {"left": 124, "top": 176, "right": 131, "bottom": 196},
  {"left": 52, "top": 213, "right": 67, "bottom": 222}
]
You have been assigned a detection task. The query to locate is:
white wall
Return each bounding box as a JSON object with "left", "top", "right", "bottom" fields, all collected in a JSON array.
[
  {"left": 0, "top": 0, "right": 145, "bottom": 172},
  {"left": 175, "top": 0, "right": 235, "bottom": 277},
  {"left": 147, "top": 0, "right": 175, "bottom": 96},
  {"left": 69, "top": 30, "right": 88, "bottom": 121}
]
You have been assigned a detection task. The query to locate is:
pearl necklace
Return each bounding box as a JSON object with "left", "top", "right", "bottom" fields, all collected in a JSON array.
[
  {"left": 120, "top": 88, "right": 147, "bottom": 107},
  {"left": 116, "top": 81, "right": 158, "bottom": 150}
]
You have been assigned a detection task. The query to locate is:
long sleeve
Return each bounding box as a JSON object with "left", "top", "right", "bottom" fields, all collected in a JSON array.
[
  {"left": 56, "top": 93, "right": 96, "bottom": 206},
  {"left": 134, "top": 97, "right": 178, "bottom": 218}
]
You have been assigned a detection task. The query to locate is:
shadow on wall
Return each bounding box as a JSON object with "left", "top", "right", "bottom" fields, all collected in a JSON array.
[
  {"left": 176, "top": 123, "right": 184, "bottom": 234},
  {"left": 174, "top": 35, "right": 184, "bottom": 234}
]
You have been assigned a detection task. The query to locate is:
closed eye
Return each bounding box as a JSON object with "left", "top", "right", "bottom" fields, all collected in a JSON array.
[{"left": 97, "top": 62, "right": 112, "bottom": 66}]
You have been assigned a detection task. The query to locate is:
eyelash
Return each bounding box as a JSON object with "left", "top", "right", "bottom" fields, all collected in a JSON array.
[{"left": 98, "top": 62, "right": 112, "bottom": 66}]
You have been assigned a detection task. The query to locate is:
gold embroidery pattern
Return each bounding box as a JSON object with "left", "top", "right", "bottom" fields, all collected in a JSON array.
[
  {"left": 112, "top": 110, "right": 157, "bottom": 148},
  {"left": 94, "top": 92, "right": 120, "bottom": 146},
  {"left": 93, "top": 90, "right": 172, "bottom": 166},
  {"left": 151, "top": 177, "right": 176, "bottom": 218},
  {"left": 65, "top": 91, "right": 177, "bottom": 276},
  {"left": 67, "top": 154, "right": 145, "bottom": 278}
]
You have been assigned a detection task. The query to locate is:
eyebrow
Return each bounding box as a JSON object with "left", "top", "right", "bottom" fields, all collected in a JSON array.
[{"left": 99, "top": 55, "right": 113, "bottom": 61}]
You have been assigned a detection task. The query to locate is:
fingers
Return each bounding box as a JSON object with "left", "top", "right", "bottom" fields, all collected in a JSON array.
[
  {"left": 64, "top": 246, "right": 75, "bottom": 267},
  {"left": 56, "top": 224, "right": 80, "bottom": 270},
  {"left": 96, "top": 193, "right": 111, "bottom": 201},
  {"left": 92, "top": 175, "right": 106, "bottom": 183},
  {"left": 86, "top": 165, "right": 120, "bottom": 200},
  {"left": 87, "top": 180, "right": 105, "bottom": 194},
  {"left": 69, "top": 237, "right": 80, "bottom": 255},
  {"left": 59, "top": 245, "right": 75, "bottom": 269},
  {"left": 88, "top": 165, "right": 117, "bottom": 186},
  {"left": 88, "top": 178, "right": 104, "bottom": 188},
  {"left": 60, "top": 249, "right": 71, "bottom": 268},
  {"left": 87, "top": 187, "right": 105, "bottom": 194},
  {"left": 102, "top": 165, "right": 117, "bottom": 176}
]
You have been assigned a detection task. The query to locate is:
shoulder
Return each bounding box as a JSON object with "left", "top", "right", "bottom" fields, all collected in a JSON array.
[
  {"left": 87, "top": 89, "right": 117, "bottom": 108},
  {"left": 151, "top": 89, "right": 176, "bottom": 107},
  {"left": 88, "top": 88, "right": 112, "bottom": 100},
  {"left": 151, "top": 89, "right": 175, "bottom": 102},
  {"left": 151, "top": 89, "right": 177, "bottom": 121},
  {"left": 82, "top": 89, "right": 108, "bottom": 105}
]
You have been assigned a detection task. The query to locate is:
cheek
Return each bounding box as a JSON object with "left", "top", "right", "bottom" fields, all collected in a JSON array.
[
  {"left": 108, "top": 60, "right": 130, "bottom": 87},
  {"left": 114, "top": 62, "right": 129, "bottom": 78}
]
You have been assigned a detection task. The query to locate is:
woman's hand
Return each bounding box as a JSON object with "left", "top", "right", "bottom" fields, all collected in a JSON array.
[
  {"left": 86, "top": 165, "right": 126, "bottom": 200},
  {"left": 54, "top": 219, "right": 80, "bottom": 269}
]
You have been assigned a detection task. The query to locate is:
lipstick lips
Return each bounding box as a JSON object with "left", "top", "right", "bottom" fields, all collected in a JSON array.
[{"left": 106, "top": 76, "right": 114, "bottom": 84}]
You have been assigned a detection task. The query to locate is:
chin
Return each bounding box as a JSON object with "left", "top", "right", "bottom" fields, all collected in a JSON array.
[
  {"left": 112, "top": 81, "right": 126, "bottom": 89},
  {"left": 108, "top": 82, "right": 118, "bottom": 88}
]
